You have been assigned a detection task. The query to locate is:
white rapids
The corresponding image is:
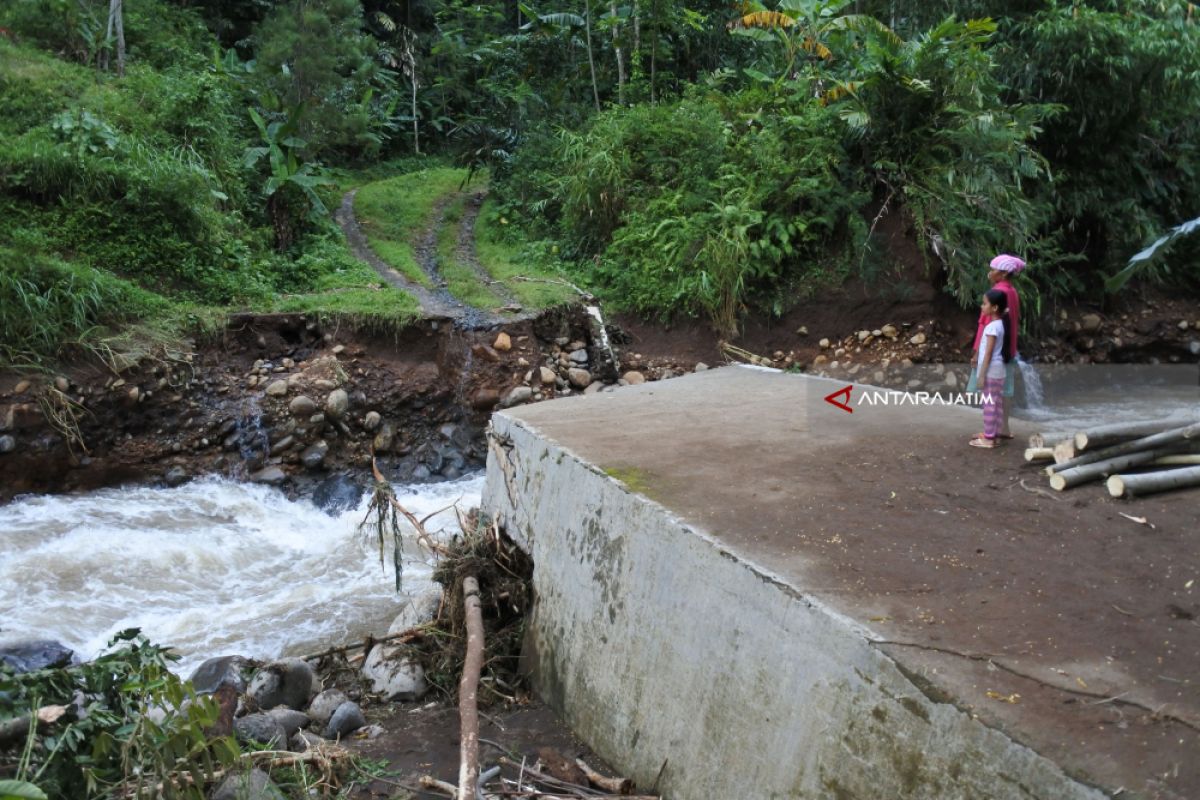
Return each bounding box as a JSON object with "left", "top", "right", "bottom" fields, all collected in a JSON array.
[{"left": 0, "top": 475, "right": 482, "bottom": 674}]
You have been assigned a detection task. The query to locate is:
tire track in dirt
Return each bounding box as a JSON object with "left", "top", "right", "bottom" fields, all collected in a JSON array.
[{"left": 456, "top": 190, "right": 522, "bottom": 310}]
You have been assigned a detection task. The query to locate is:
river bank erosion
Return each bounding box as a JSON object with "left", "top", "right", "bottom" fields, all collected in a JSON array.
[{"left": 2, "top": 301, "right": 1198, "bottom": 800}]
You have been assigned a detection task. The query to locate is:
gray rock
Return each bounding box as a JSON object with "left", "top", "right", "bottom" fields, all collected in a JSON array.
[
  {"left": 324, "top": 701, "right": 366, "bottom": 739},
  {"left": 264, "top": 380, "right": 289, "bottom": 397},
  {"left": 289, "top": 396, "right": 317, "bottom": 417},
  {"left": 373, "top": 422, "right": 395, "bottom": 453},
  {"left": 246, "top": 658, "right": 316, "bottom": 711},
  {"left": 301, "top": 441, "right": 328, "bottom": 470},
  {"left": 538, "top": 366, "right": 557, "bottom": 385},
  {"left": 569, "top": 349, "right": 589, "bottom": 364},
  {"left": 412, "top": 464, "right": 431, "bottom": 481},
  {"left": 311, "top": 474, "right": 362, "bottom": 515},
  {"left": 566, "top": 368, "right": 591, "bottom": 389},
  {"left": 324, "top": 389, "right": 349, "bottom": 420},
  {"left": 363, "top": 411, "right": 382, "bottom": 432},
  {"left": 622, "top": 371, "right": 646, "bottom": 385},
  {"left": 694, "top": 362, "right": 709, "bottom": 372},
  {"left": 307, "top": 689, "right": 349, "bottom": 728},
  {"left": 165, "top": 466, "right": 191, "bottom": 488},
  {"left": 188, "top": 655, "right": 251, "bottom": 695},
  {"left": 211, "top": 768, "right": 286, "bottom": 800},
  {"left": 501, "top": 386, "right": 533, "bottom": 408},
  {"left": 0, "top": 434, "right": 15, "bottom": 454},
  {"left": 0, "top": 640, "right": 74, "bottom": 673},
  {"left": 269, "top": 435, "right": 294, "bottom": 455},
  {"left": 290, "top": 730, "right": 326, "bottom": 753},
  {"left": 361, "top": 646, "right": 428, "bottom": 701},
  {"left": 387, "top": 588, "right": 443, "bottom": 635},
  {"left": 250, "top": 466, "right": 286, "bottom": 485},
  {"left": 234, "top": 713, "right": 286, "bottom": 747},
  {"left": 266, "top": 708, "right": 310, "bottom": 738}
]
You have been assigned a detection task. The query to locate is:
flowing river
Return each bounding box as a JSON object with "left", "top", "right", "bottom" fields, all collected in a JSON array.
[{"left": 0, "top": 475, "right": 482, "bottom": 675}]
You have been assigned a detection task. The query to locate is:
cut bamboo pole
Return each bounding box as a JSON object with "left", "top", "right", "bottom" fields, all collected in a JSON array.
[
  {"left": 1053, "top": 440, "right": 1076, "bottom": 464},
  {"left": 1049, "top": 448, "right": 1176, "bottom": 491},
  {"left": 1074, "top": 418, "right": 1199, "bottom": 451},
  {"left": 1025, "top": 447, "right": 1055, "bottom": 462},
  {"left": 457, "top": 575, "right": 485, "bottom": 800},
  {"left": 1047, "top": 422, "right": 1200, "bottom": 475},
  {"left": 1029, "top": 432, "right": 1074, "bottom": 449},
  {"left": 1154, "top": 454, "right": 1200, "bottom": 466},
  {"left": 1107, "top": 465, "right": 1200, "bottom": 498}
]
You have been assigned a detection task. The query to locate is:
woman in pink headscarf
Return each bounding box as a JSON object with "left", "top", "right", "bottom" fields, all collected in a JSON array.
[{"left": 969, "top": 254, "right": 1024, "bottom": 440}]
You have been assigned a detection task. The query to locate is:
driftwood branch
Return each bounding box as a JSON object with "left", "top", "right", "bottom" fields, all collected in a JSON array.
[
  {"left": 300, "top": 626, "right": 425, "bottom": 661},
  {"left": 458, "top": 575, "right": 485, "bottom": 800},
  {"left": 576, "top": 757, "right": 634, "bottom": 794}
]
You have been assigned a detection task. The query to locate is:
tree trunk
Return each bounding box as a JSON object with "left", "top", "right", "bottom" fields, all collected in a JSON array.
[
  {"left": 649, "top": 0, "right": 657, "bottom": 104},
  {"left": 585, "top": 0, "right": 601, "bottom": 111},
  {"left": 611, "top": 1, "right": 626, "bottom": 105},
  {"left": 1074, "top": 417, "right": 1198, "bottom": 451},
  {"left": 1049, "top": 447, "right": 1181, "bottom": 491},
  {"left": 268, "top": 192, "right": 293, "bottom": 252},
  {"left": 1107, "top": 465, "right": 1200, "bottom": 498},
  {"left": 1047, "top": 422, "right": 1200, "bottom": 474},
  {"left": 1024, "top": 447, "right": 1054, "bottom": 462},
  {"left": 456, "top": 575, "right": 484, "bottom": 800}
]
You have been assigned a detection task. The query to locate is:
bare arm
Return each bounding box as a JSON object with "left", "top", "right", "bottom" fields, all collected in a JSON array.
[{"left": 977, "top": 334, "right": 996, "bottom": 384}]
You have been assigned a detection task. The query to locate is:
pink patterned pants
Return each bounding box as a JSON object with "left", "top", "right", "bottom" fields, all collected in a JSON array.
[{"left": 981, "top": 376, "right": 1005, "bottom": 439}]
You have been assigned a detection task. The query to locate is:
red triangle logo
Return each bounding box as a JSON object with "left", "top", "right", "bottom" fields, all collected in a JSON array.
[{"left": 824, "top": 385, "right": 854, "bottom": 414}]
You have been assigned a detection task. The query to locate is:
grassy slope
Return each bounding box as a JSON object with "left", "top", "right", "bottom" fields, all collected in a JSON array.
[{"left": 473, "top": 199, "right": 576, "bottom": 309}]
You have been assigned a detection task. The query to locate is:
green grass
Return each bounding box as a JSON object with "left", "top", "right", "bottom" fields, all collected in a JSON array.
[
  {"left": 474, "top": 199, "right": 577, "bottom": 309},
  {"left": 435, "top": 194, "right": 508, "bottom": 309},
  {"left": 353, "top": 167, "right": 469, "bottom": 288}
]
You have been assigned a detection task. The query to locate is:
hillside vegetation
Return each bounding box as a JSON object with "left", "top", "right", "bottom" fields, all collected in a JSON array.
[{"left": 1, "top": 0, "right": 1198, "bottom": 364}]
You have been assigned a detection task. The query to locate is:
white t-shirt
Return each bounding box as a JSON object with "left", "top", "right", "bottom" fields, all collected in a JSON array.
[{"left": 979, "top": 319, "right": 1007, "bottom": 380}]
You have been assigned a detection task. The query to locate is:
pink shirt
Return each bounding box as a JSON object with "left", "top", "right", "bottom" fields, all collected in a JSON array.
[{"left": 972, "top": 279, "right": 1019, "bottom": 357}]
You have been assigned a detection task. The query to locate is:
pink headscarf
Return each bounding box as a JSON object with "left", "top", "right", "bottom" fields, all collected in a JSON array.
[{"left": 990, "top": 254, "right": 1026, "bottom": 274}]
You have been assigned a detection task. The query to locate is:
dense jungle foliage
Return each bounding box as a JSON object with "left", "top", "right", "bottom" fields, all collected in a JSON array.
[{"left": 1, "top": 0, "right": 1198, "bottom": 355}]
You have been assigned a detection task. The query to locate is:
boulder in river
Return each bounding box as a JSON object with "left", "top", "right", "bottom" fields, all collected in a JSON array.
[
  {"left": 246, "top": 658, "right": 316, "bottom": 711},
  {"left": 0, "top": 640, "right": 74, "bottom": 673},
  {"left": 189, "top": 655, "right": 252, "bottom": 695},
  {"left": 250, "top": 466, "right": 286, "bottom": 485},
  {"left": 163, "top": 466, "right": 189, "bottom": 487},
  {"left": 311, "top": 473, "right": 363, "bottom": 515}
]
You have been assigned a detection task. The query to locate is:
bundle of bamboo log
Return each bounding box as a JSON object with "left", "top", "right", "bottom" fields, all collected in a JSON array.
[{"left": 1024, "top": 418, "right": 1200, "bottom": 498}]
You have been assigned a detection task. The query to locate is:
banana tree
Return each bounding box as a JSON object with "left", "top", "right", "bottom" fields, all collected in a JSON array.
[
  {"left": 729, "top": 0, "right": 899, "bottom": 84},
  {"left": 243, "top": 106, "right": 334, "bottom": 251}
]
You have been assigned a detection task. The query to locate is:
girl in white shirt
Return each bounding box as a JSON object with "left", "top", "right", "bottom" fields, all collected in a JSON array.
[{"left": 970, "top": 288, "right": 1012, "bottom": 448}]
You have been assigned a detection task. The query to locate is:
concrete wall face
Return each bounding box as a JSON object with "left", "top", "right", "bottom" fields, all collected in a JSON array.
[{"left": 484, "top": 416, "right": 1104, "bottom": 800}]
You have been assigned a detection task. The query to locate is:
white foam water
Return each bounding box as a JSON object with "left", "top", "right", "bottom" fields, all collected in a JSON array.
[{"left": 0, "top": 475, "right": 482, "bottom": 674}]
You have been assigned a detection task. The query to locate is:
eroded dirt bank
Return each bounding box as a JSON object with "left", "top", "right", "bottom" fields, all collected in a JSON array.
[{"left": 0, "top": 307, "right": 613, "bottom": 504}]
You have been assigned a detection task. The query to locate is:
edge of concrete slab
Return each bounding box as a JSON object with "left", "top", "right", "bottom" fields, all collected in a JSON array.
[{"left": 483, "top": 411, "right": 1109, "bottom": 800}]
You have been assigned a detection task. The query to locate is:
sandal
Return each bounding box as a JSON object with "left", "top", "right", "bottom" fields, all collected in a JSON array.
[
  {"left": 969, "top": 436, "right": 997, "bottom": 449},
  {"left": 974, "top": 432, "right": 1013, "bottom": 442}
]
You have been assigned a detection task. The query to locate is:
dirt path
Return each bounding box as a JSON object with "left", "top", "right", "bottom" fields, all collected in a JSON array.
[
  {"left": 335, "top": 190, "right": 475, "bottom": 325},
  {"left": 456, "top": 191, "right": 521, "bottom": 309}
]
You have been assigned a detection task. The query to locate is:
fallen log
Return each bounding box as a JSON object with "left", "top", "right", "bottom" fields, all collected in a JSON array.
[
  {"left": 1024, "top": 447, "right": 1055, "bottom": 462},
  {"left": 457, "top": 575, "right": 485, "bottom": 800},
  {"left": 1153, "top": 454, "right": 1200, "bottom": 466},
  {"left": 1047, "top": 422, "right": 1200, "bottom": 475},
  {"left": 1107, "top": 465, "right": 1200, "bottom": 498},
  {"left": 1049, "top": 448, "right": 1178, "bottom": 491},
  {"left": 1074, "top": 418, "right": 1199, "bottom": 451}
]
